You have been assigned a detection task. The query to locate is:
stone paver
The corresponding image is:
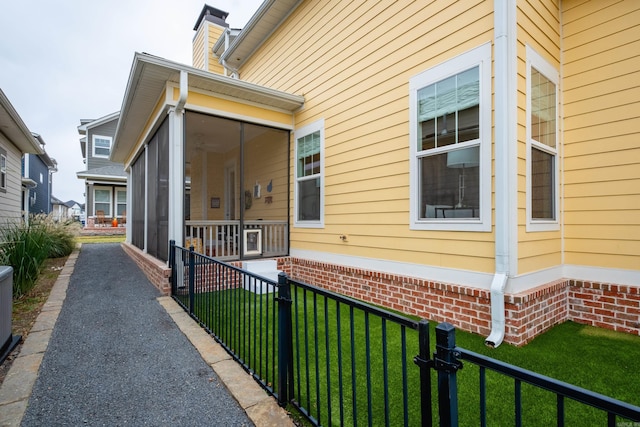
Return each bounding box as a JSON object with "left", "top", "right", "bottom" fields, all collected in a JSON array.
[{"left": 159, "top": 296, "right": 294, "bottom": 426}]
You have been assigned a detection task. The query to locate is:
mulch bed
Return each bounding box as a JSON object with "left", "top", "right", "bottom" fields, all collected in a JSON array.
[{"left": 0, "top": 257, "right": 68, "bottom": 387}]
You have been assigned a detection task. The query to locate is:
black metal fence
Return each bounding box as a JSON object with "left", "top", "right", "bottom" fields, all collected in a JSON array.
[{"left": 169, "top": 242, "right": 640, "bottom": 426}]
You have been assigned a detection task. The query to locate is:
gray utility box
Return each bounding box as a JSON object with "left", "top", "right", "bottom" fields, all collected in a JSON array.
[{"left": 0, "top": 266, "right": 20, "bottom": 364}]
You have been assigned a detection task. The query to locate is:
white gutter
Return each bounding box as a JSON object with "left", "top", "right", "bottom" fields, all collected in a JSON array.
[{"left": 486, "top": 0, "right": 516, "bottom": 348}]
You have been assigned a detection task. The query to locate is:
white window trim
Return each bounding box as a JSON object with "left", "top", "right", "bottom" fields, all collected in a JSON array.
[
  {"left": 115, "top": 188, "right": 127, "bottom": 217},
  {"left": 294, "top": 119, "right": 325, "bottom": 229},
  {"left": 93, "top": 186, "right": 112, "bottom": 217},
  {"left": 409, "top": 43, "right": 492, "bottom": 232},
  {"left": 526, "top": 45, "right": 560, "bottom": 232},
  {"left": 92, "top": 135, "right": 112, "bottom": 159}
]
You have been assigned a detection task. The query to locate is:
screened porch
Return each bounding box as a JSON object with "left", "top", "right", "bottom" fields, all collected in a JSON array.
[{"left": 183, "top": 111, "right": 290, "bottom": 260}]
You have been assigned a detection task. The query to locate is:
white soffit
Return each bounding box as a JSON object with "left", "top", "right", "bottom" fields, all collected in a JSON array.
[{"left": 112, "top": 52, "right": 303, "bottom": 163}]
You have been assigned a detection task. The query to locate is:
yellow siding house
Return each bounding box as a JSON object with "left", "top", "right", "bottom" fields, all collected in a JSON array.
[{"left": 112, "top": 1, "right": 639, "bottom": 346}]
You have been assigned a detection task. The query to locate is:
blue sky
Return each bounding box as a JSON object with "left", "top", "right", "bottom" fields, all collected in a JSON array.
[{"left": 0, "top": 0, "right": 263, "bottom": 203}]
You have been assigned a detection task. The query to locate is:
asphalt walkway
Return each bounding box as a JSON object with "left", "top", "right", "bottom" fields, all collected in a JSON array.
[{"left": 0, "top": 243, "right": 292, "bottom": 426}]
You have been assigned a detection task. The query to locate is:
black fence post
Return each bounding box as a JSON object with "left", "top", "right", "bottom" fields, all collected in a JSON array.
[
  {"left": 188, "top": 245, "right": 195, "bottom": 316},
  {"left": 413, "top": 320, "right": 433, "bottom": 427},
  {"left": 435, "top": 322, "right": 462, "bottom": 427},
  {"left": 169, "top": 240, "right": 175, "bottom": 294},
  {"left": 277, "top": 272, "right": 292, "bottom": 407}
]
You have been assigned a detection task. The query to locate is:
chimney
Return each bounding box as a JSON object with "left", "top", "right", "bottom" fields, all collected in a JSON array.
[{"left": 192, "top": 4, "right": 229, "bottom": 73}]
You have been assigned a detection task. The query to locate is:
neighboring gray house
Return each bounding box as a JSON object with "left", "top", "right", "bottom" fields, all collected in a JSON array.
[
  {"left": 76, "top": 112, "right": 126, "bottom": 227},
  {"left": 23, "top": 133, "right": 57, "bottom": 216},
  {"left": 0, "top": 89, "right": 43, "bottom": 224}
]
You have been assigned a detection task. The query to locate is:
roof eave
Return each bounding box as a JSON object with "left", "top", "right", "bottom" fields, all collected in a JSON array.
[
  {"left": 0, "top": 89, "right": 44, "bottom": 155},
  {"left": 220, "top": 0, "right": 303, "bottom": 70},
  {"left": 112, "top": 52, "right": 304, "bottom": 164}
]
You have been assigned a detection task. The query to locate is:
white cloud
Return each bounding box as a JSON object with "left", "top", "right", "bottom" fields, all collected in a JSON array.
[{"left": 0, "top": 0, "right": 263, "bottom": 203}]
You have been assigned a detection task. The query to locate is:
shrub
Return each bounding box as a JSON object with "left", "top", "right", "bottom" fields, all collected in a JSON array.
[{"left": 0, "top": 214, "right": 78, "bottom": 297}]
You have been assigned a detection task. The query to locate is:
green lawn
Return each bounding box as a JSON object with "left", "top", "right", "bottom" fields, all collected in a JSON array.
[
  {"left": 76, "top": 235, "right": 125, "bottom": 244},
  {"left": 180, "top": 286, "right": 640, "bottom": 426}
]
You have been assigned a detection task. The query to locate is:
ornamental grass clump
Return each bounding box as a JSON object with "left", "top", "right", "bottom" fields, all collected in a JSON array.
[{"left": 0, "top": 214, "right": 78, "bottom": 297}]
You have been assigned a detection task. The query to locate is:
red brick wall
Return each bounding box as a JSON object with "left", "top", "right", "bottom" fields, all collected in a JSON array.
[
  {"left": 505, "top": 281, "right": 570, "bottom": 346},
  {"left": 277, "top": 257, "right": 639, "bottom": 346},
  {"left": 121, "top": 243, "right": 171, "bottom": 295},
  {"left": 569, "top": 280, "right": 640, "bottom": 335}
]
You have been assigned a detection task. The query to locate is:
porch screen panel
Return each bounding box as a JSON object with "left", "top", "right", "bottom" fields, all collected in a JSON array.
[
  {"left": 242, "top": 123, "right": 290, "bottom": 257},
  {"left": 147, "top": 132, "right": 158, "bottom": 258},
  {"left": 131, "top": 153, "right": 145, "bottom": 249},
  {"left": 156, "top": 119, "right": 169, "bottom": 260}
]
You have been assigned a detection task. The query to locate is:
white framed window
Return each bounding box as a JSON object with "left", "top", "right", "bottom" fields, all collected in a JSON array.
[
  {"left": 410, "top": 43, "right": 492, "bottom": 231},
  {"left": 294, "top": 119, "right": 324, "bottom": 228},
  {"left": 116, "top": 188, "right": 127, "bottom": 217},
  {"left": 93, "top": 135, "right": 112, "bottom": 158},
  {"left": 93, "top": 187, "right": 112, "bottom": 217},
  {"left": 526, "top": 45, "right": 559, "bottom": 232},
  {"left": 0, "top": 151, "right": 6, "bottom": 192}
]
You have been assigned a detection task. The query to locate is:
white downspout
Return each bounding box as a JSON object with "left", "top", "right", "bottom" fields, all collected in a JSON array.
[
  {"left": 218, "top": 29, "right": 240, "bottom": 79},
  {"left": 486, "top": 0, "right": 516, "bottom": 348}
]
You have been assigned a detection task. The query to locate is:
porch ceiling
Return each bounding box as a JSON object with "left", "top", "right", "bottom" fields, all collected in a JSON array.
[{"left": 112, "top": 53, "right": 304, "bottom": 164}]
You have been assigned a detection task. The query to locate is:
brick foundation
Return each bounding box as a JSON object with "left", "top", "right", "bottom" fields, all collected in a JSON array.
[
  {"left": 121, "top": 243, "right": 171, "bottom": 295},
  {"left": 121, "top": 248, "right": 639, "bottom": 346},
  {"left": 278, "top": 257, "right": 639, "bottom": 346}
]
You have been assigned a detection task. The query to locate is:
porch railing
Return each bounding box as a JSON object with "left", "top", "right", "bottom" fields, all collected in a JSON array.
[
  {"left": 169, "top": 242, "right": 640, "bottom": 426},
  {"left": 185, "top": 220, "right": 288, "bottom": 260}
]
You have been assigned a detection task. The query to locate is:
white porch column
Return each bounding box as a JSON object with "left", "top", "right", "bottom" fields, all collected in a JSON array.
[
  {"left": 125, "top": 167, "right": 131, "bottom": 244},
  {"left": 168, "top": 70, "right": 188, "bottom": 247}
]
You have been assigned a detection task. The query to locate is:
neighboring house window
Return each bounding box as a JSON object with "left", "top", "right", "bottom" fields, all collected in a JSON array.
[
  {"left": 94, "top": 187, "right": 111, "bottom": 216},
  {"left": 116, "top": 188, "right": 127, "bottom": 216},
  {"left": 0, "top": 149, "right": 6, "bottom": 192},
  {"left": 526, "top": 46, "right": 559, "bottom": 231},
  {"left": 410, "top": 43, "right": 491, "bottom": 231},
  {"left": 294, "top": 119, "right": 324, "bottom": 228},
  {"left": 39, "top": 172, "right": 43, "bottom": 184},
  {"left": 93, "top": 135, "right": 112, "bottom": 158}
]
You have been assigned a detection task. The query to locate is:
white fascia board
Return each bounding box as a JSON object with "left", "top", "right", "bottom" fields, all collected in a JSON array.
[
  {"left": 220, "top": 0, "right": 303, "bottom": 69},
  {"left": 84, "top": 111, "right": 120, "bottom": 131},
  {"left": 77, "top": 172, "right": 126, "bottom": 181}
]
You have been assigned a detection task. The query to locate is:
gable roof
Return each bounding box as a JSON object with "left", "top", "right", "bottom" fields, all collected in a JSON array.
[
  {"left": 77, "top": 111, "right": 120, "bottom": 135},
  {"left": 218, "top": 0, "right": 303, "bottom": 72},
  {"left": 112, "top": 52, "right": 304, "bottom": 163},
  {"left": 78, "top": 112, "right": 120, "bottom": 158},
  {"left": 0, "top": 89, "right": 43, "bottom": 155},
  {"left": 76, "top": 164, "right": 126, "bottom": 181}
]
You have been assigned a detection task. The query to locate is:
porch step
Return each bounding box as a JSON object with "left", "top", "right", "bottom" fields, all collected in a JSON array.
[{"left": 242, "top": 260, "right": 280, "bottom": 295}]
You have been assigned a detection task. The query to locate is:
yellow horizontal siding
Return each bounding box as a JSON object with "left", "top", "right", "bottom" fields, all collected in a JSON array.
[
  {"left": 207, "top": 24, "right": 225, "bottom": 75},
  {"left": 564, "top": 224, "right": 640, "bottom": 241},
  {"left": 519, "top": 252, "right": 561, "bottom": 274},
  {"left": 243, "top": 0, "right": 496, "bottom": 274},
  {"left": 192, "top": 26, "right": 205, "bottom": 70},
  {"left": 186, "top": 90, "right": 293, "bottom": 126}
]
